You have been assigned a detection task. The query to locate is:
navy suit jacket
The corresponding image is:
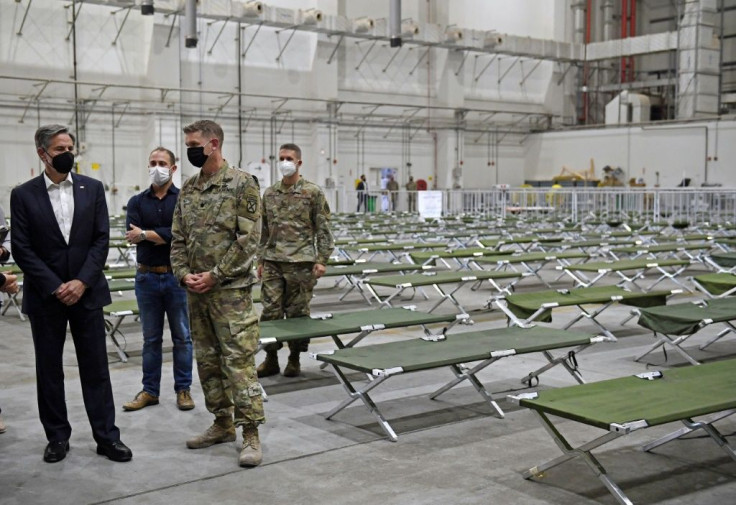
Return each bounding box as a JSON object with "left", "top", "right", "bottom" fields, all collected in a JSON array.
[{"left": 10, "top": 173, "right": 112, "bottom": 315}]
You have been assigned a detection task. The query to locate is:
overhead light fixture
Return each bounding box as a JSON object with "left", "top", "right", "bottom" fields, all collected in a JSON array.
[
  {"left": 353, "top": 17, "right": 375, "bottom": 34},
  {"left": 301, "top": 8, "right": 323, "bottom": 25},
  {"left": 141, "top": 0, "right": 154, "bottom": 15},
  {"left": 445, "top": 28, "right": 464, "bottom": 43}
]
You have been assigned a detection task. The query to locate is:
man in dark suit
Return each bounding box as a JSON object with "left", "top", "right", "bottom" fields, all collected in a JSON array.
[{"left": 10, "top": 124, "right": 132, "bottom": 463}]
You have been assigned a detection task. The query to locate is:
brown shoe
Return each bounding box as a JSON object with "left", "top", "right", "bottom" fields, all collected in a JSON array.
[
  {"left": 257, "top": 352, "right": 280, "bottom": 378},
  {"left": 282, "top": 354, "right": 301, "bottom": 377},
  {"left": 122, "top": 391, "right": 159, "bottom": 411},
  {"left": 238, "top": 425, "right": 263, "bottom": 467},
  {"left": 186, "top": 419, "right": 236, "bottom": 449},
  {"left": 176, "top": 390, "right": 195, "bottom": 411}
]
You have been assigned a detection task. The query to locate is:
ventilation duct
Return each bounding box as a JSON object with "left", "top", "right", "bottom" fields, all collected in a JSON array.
[
  {"left": 389, "top": 0, "right": 401, "bottom": 47},
  {"left": 184, "top": 0, "right": 197, "bottom": 48},
  {"left": 605, "top": 91, "right": 651, "bottom": 124}
]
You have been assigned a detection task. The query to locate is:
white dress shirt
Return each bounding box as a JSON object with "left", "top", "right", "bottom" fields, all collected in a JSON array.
[{"left": 44, "top": 171, "right": 75, "bottom": 244}]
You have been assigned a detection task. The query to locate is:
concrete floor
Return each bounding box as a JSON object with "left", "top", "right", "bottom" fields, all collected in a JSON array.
[{"left": 1, "top": 265, "right": 735, "bottom": 505}]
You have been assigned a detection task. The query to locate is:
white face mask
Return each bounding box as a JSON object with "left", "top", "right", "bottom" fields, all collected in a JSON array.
[
  {"left": 278, "top": 160, "right": 297, "bottom": 178},
  {"left": 149, "top": 166, "right": 172, "bottom": 186}
]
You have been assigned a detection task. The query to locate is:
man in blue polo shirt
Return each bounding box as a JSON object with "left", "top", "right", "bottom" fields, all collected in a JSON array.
[{"left": 122, "top": 147, "right": 194, "bottom": 412}]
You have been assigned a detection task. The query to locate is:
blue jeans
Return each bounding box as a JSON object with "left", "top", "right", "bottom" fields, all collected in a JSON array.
[{"left": 135, "top": 271, "right": 193, "bottom": 396}]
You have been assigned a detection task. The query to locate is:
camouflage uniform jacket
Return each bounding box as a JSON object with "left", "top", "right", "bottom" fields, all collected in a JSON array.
[
  {"left": 171, "top": 160, "right": 261, "bottom": 290},
  {"left": 257, "top": 177, "right": 334, "bottom": 266}
]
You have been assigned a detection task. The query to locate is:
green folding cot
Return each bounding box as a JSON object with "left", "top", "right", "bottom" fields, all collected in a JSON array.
[
  {"left": 558, "top": 257, "right": 693, "bottom": 292},
  {"left": 363, "top": 270, "right": 525, "bottom": 316},
  {"left": 324, "top": 261, "right": 433, "bottom": 303},
  {"left": 259, "top": 306, "right": 469, "bottom": 355},
  {"left": 1, "top": 270, "right": 24, "bottom": 320},
  {"left": 509, "top": 359, "right": 736, "bottom": 505},
  {"left": 492, "top": 286, "right": 679, "bottom": 340},
  {"left": 104, "top": 299, "right": 140, "bottom": 363},
  {"left": 472, "top": 250, "right": 589, "bottom": 288},
  {"left": 342, "top": 241, "right": 448, "bottom": 262},
  {"left": 636, "top": 297, "right": 736, "bottom": 365},
  {"left": 691, "top": 272, "right": 736, "bottom": 298},
  {"left": 313, "top": 326, "right": 612, "bottom": 441},
  {"left": 704, "top": 251, "right": 736, "bottom": 273},
  {"left": 109, "top": 239, "right": 135, "bottom": 267},
  {"left": 408, "top": 248, "right": 513, "bottom": 270},
  {"left": 607, "top": 242, "right": 711, "bottom": 263}
]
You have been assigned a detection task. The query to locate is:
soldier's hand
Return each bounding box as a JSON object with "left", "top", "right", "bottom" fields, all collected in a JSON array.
[
  {"left": 313, "top": 263, "right": 326, "bottom": 279},
  {"left": 186, "top": 272, "right": 216, "bottom": 294},
  {"left": 257, "top": 264, "right": 264, "bottom": 279}
]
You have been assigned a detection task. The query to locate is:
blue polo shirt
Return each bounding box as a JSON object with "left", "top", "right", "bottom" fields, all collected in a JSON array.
[{"left": 125, "top": 185, "right": 179, "bottom": 267}]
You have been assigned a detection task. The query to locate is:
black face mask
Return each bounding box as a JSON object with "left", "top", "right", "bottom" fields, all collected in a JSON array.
[
  {"left": 47, "top": 150, "right": 75, "bottom": 174},
  {"left": 187, "top": 141, "right": 212, "bottom": 168}
]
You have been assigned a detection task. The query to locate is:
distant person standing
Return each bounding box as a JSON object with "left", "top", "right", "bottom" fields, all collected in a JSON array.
[
  {"left": 11, "top": 124, "right": 131, "bottom": 463},
  {"left": 356, "top": 174, "right": 367, "bottom": 212},
  {"left": 386, "top": 175, "right": 399, "bottom": 211},
  {"left": 405, "top": 176, "right": 417, "bottom": 212},
  {"left": 256, "top": 143, "right": 334, "bottom": 378},
  {"left": 122, "top": 147, "right": 194, "bottom": 413}
]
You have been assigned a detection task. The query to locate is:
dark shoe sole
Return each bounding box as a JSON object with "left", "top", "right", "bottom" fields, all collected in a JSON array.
[
  {"left": 43, "top": 442, "right": 70, "bottom": 463},
  {"left": 96, "top": 445, "right": 133, "bottom": 462},
  {"left": 177, "top": 403, "right": 195, "bottom": 411}
]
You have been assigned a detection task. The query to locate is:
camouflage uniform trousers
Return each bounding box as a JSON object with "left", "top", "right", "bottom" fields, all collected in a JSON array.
[
  {"left": 260, "top": 260, "right": 318, "bottom": 353},
  {"left": 188, "top": 287, "right": 265, "bottom": 428}
]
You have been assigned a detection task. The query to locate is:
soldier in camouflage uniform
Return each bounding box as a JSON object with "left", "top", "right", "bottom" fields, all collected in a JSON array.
[
  {"left": 256, "top": 143, "right": 334, "bottom": 378},
  {"left": 170, "top": 120, "right": 265, "bottom": 468}
]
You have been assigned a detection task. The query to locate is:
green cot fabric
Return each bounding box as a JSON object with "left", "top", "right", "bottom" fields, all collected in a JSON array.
[
  {"left": 566, "top": 258, "right": 689, "bottom": 272},
  {"left": 106, "top": 268, "right": 137, "bottom": 279},
  {"left": 316, "top": 326, "right": 596, "bottom": 373},
  {"left": 325, "top": 262, "right": 426, "bottom": 277},
  {"left": 693, "top": 273, "right": 736, "bottom": 295},
  {"left": 107, "top": 279, "right": 136, "bottom": 291},
  {"left": 104, "top": 299, "right": 140, "bottom": 315},
  {"left": 259, "top": 308, "right": 456, "bottom": 343},
  {"left": 344, "top": 242, "right": 446, "bottom": 252},
  {"left": 505, "top": 286, "right": 670, "bottom": 323},
  {"left": 610, "top": 243, "right": 707, "bottom": 255},
  {"left": 474, "top": 251, "right": 588, "bottom": 265},
  {"left": 519, "top": 359, "right": 736, "bottom": 430},
  {"left": 574, "top": 239, "right": 638, "bottom": 247},
  {"left": 710, "top": 253, "right": 736, "bottom": 268},
  {"left": 409, "top": 248, "right": 512, "bottom": 264},
  {"left": 334, "top": 238, "right": 387, "bottom": 246},
  {"left": 365, "top": 270, "right": 521, "bottom": 288},
  {"left": 637, "top": 297, "right": 736, "bottom": 335}
]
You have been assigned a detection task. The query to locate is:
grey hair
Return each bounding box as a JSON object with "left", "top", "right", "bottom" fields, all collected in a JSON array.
[{"left": 34, "top": 124, "right": 75, "bottom": 150}]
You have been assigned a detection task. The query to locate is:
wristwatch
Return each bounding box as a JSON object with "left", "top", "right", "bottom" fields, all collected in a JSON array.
[{"left": 139, "top": 231, "right": 147, "bottom": 242}]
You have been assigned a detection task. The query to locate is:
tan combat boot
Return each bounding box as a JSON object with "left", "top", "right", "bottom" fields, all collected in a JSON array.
[
  {"left": 256, "top": 351, "right": 280, "bottom": 378},
  {"left": 122, "top": 391, "right": 159, "bottom": 411},
  {"left": 282, "top": 353, "right": 301, "bottom": 377},
  {"left": 186, "top": 417, "right": 236, "bottom": 449},
  {"left": 239, "top": 425, "right": 263, "bottom": 467}
]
